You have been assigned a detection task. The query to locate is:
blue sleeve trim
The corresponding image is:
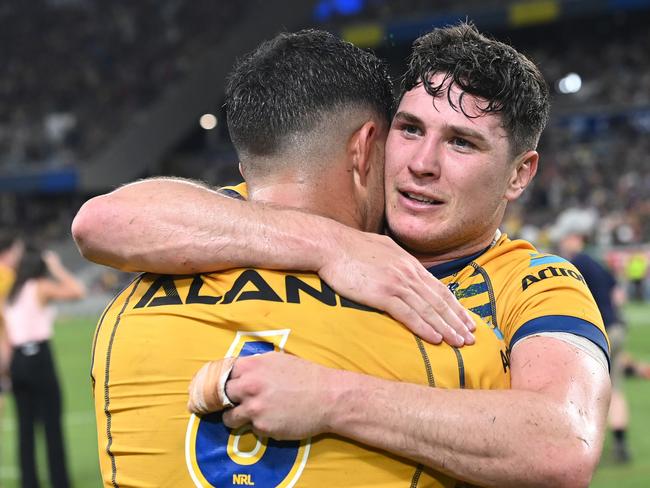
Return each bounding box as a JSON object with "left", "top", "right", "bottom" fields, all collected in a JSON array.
[{"left": 511, "top": 315, "right": 610, "bottom": 369}]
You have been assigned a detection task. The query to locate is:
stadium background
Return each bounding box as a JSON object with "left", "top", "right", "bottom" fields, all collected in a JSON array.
[{"left": 1, "top": 0, "right": 649, "bottom": 486}]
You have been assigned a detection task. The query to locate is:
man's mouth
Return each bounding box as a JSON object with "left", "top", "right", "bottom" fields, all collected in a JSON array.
[{"left": 400, "top": 191, "right": 444, "bottom": 205}]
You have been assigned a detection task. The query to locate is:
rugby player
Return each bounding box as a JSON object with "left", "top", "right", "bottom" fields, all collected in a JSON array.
[
  {"left": 85, "top": 29, "right": 509, "bottom": 488},
  {"left": 74, "top": 24, "right": 610, "bottom": 487}
]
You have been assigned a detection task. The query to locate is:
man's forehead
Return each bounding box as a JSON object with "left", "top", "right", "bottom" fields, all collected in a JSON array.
[{"left": 399, "top": 81, "right": 503, "bottom": 131}]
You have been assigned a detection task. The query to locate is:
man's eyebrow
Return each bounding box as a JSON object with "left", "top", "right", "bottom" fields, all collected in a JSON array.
[
  {"left": 447, "top": 124, "right": 488, "bottom": 143},
  {"left": 393, "top": 111, "right": 422, "bottom": 125}
]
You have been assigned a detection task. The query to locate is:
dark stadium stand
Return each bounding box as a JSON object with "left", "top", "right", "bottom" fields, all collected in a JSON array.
[
  {"left": 0, "top": 0, "right": 247, "bottom": 172},
  {"left": 1, "top": 0, "right": 649, "bottom": 246}
]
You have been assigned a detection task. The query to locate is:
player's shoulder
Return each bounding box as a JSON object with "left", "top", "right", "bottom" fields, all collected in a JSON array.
[{"left": 479, "top": 235, "right": 584, "bottom": 290}]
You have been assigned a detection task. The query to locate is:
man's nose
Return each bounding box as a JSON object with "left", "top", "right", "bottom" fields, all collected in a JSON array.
[{"left": 408, "top": 139, "right": 441, "bottom": 179}]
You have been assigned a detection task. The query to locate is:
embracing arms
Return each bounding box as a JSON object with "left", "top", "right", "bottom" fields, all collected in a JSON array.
[
  {"left": 189, "top": 336, "right": 610, "bottom": 488},
  {"left": 72, "top": 178, "right": 474, "bottom": 345}
]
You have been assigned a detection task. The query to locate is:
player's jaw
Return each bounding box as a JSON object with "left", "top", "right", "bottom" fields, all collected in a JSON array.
[{"left": 386, "top": 181, "right": 454, "bottom": 253}]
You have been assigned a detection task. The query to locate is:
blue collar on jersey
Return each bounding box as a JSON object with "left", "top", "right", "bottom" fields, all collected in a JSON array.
[{"left": 426, "top": 246, "right": 490, "bottom": 280}]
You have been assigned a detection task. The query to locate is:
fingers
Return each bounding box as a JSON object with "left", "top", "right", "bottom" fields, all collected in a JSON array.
[
  {"left": 384, "top": 266, "right": 475, "bottom": 347},
  {"left": 187, "top": 357, "right": 237, "bottom": 414},
  {"left": 424, "top": 278, "right": 476, "bottom": 345},
  {"left": 222, "top": 405, "right": 251, "bottom": 431},
  {"left": 385, "top": 297, "right": 443, "bottom": 344}
]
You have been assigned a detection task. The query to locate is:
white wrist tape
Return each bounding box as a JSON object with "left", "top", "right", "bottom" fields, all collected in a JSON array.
[{"left": 188, "top": 357, "right": 237, "bottom": 414}]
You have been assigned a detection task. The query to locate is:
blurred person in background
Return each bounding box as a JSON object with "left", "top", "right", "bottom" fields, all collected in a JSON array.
[
  {"left": 4, "top": 245, "right": 85, "bottom": 488},
  {"left": 559, "top": 231, "right": 631, "bottom": 463},
  {"left": 0, "top": 232, "right": 24, "bottom": 464},
  {"left": 625, "top": 251, "right": 648, "bottom": 302}
]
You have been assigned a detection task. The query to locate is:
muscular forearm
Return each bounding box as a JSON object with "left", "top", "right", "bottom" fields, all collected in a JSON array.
[
  {"left": 71, "top": 178, "right": 340, "bottom": 273},
  {"left": 328, "top": 378, "right": 585, "bottom": 487},
  {"left": 323, "top": 339, "right": 609, "bottom": 488}
]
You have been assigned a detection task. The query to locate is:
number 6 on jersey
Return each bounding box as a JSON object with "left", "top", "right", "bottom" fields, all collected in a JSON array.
[{"left": 185, "top": 329, "right": 311, "bottom": 487}]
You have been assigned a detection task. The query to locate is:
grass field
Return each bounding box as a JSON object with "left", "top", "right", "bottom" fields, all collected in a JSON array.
[{"left": 1, "top": 305, "right": 649, "bottom": 487}]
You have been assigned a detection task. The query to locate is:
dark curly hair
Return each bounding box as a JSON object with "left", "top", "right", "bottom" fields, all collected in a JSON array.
[
  {"left": 402, "top": 22, "right": 549, "bottom": 155},
  {"left": 226, "top": 29, "right": 394, "bottom": 159}
]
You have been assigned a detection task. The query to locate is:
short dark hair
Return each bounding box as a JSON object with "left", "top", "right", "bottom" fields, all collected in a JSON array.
[
  {"left": 402, "top": 22, "right": 549, "bottom": 155},
  {"left": 225, "top": 29, "right": 394, "bottom": 158}
]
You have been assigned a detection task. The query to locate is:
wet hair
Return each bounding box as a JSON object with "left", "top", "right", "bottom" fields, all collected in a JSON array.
[
  {"left": 225, "top": 29, "right": 394, "bottom": 166},
  {"left": 402, "top": 22, "right": 550, "bottom": 155},
  {"left": 8, "top": 245, "right": 47, "bottom": 303}
]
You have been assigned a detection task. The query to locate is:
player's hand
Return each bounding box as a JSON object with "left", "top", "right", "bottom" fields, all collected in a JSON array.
[
  {"left": 318, "top": 229, "right": 475, "bottom": 346},
  {"left": 188, "top": 353, "right": 333, "bottom": 440}
]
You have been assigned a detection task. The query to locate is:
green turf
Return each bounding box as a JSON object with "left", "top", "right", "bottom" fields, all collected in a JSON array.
[
  {"left": 591, "top": 302, "right": 650, "bottom": 488},
  {"left": 2, "top": 305, "right": 650, "bottom": 487},
  {"left": 0, "top": 316, "right": 101, "bottom": 487}
]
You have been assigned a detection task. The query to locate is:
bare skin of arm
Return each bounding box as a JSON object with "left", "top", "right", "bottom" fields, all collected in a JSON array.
[
  {"left": 38, "top": 251, "right": 86, "bottom": 303},
  {"left": 72, "top": 178, "right": 475, "bottom": 345},
  {"left": 195, "top": 337, "right": 609, "bottom": 488}
]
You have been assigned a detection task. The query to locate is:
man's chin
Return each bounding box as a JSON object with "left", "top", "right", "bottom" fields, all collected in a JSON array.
[{"left": 387, "top": 226, "right": 438, "bottom": 253}]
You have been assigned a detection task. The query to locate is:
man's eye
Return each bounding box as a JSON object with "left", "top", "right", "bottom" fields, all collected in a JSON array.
[
  {"left": 451, "top": 137, "right": 474, "bottom": 149},
  {"left": 403, "top": 125, "right": 421, "bottom": 136}
]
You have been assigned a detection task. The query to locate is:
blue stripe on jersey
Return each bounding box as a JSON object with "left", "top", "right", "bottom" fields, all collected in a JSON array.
[
  {"left": 456, "top": 282, "right": 488, "bottom": 298},
  {"left": 511, "top": 315, "right": 610, "bottom": 368},
  {"left": 469, "top": 304, "right": 504, "bottom": 339},
  {"left": 529, "top": 254, "right": 569, "bottom": 267},
  {"left": 469, "top": 303, "right": 493, "bottom": 319},
  {"left": 426, "top": 246, "right": 490, "bottom": 279}
]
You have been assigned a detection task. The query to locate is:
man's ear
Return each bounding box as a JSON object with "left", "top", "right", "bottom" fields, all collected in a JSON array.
[
  {"left": 505, "top": 150, "right": 538, "bottom": 201},
  {"left": 348, "top": 120, "right": 378, "bottom": 186},
  {"left": 238, "top": 162, "right": 245, "bottom": 180}
]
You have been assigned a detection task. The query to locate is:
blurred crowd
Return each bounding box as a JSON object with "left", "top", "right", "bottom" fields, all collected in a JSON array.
[
  {"left": 1, "top": 1, "right": 649, "bottom": 248},
  {"left": 0, "top": 0, "right": 245, "bottom": 173},
  {"left": 500, "top": 12, "right": 650, "bottom": 247}
]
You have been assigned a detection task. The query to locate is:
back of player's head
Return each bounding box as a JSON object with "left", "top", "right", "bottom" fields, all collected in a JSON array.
[
  {"left": 225, "top": 29, "right": 394, "bottom": 175},
  {"left": 402, "top": 22, "right": 549, "bottom": 156}
]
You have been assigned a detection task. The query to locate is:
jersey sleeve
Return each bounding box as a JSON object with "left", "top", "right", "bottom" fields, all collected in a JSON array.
[{"left": 502, "top": 254, "right": 610, "bottom": 364}]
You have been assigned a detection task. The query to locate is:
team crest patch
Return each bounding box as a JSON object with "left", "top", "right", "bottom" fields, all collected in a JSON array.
[{"left": 185, "top": 330, "right": 311, "bottom": 487}]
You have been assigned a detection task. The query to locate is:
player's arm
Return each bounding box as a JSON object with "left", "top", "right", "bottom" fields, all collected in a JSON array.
[
  {"left": 199, "top": 337, "right": 608, "bottom": 488},
  {"left": 38, "top": 251, "right": 86, "bottom": 302},
  {"left": 72, "top": 177, "right": 475, "bottom": 345},
  {"left": 322, "top": 337, "right": 609, "bottom": 488}
]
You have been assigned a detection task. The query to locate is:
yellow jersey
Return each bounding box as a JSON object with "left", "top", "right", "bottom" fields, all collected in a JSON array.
[
  {"left": 428, "top": 233, "right": 609, "bottom": 365},
  {"left": 92, "top": 268, "right": 509, "bottom": 488}
]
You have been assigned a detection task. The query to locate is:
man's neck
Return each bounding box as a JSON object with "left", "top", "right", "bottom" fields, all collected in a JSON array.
[
  {"left": 406, "top": 230, "right": 501, "bottom": 268},
  {"left": 249, "top": 180, "right": 364, "bottom": 231}
]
